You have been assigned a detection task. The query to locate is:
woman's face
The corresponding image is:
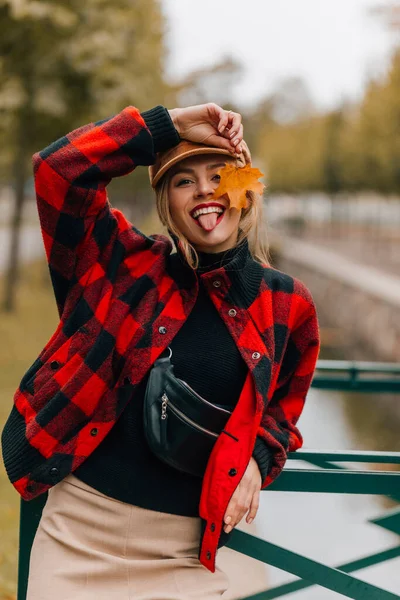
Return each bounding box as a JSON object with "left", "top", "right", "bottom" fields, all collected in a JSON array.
[{"left": 167, "top": 154, "right": 241, "bottom": 253}]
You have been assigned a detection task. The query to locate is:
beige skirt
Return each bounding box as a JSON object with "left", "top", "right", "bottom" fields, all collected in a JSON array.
[{"left": 26, "top": 473, "right": 229, "bottom": 600}]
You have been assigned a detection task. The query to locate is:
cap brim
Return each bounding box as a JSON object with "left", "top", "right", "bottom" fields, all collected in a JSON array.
[{"left": 151, "top": 147, "right": 244, "bottom": 188}]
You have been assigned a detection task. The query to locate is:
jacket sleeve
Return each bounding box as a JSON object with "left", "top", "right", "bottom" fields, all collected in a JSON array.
[
  {"left": 33, "top": 105, "right": 179, "bottom": 317},
  {"left": 255, "top": 284, "right": 320, "bottom": 488}
]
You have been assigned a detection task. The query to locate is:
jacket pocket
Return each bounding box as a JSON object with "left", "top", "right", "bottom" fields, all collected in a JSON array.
[{"left": 20, "top": 326, "right": 94, "bottom": 397}]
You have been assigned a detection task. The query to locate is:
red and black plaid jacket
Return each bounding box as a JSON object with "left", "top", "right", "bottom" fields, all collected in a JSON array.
[{"left": 2, "top": 105, "right": 320, "bottom": 572}]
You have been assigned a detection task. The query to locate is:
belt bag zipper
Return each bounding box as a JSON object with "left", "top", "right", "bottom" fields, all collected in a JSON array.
[
  {"left": 178, "top": 380, "right": 231, "bottom": 414},
  {"left": 161, "top": 393, "right": 218, "bottom": 438}
]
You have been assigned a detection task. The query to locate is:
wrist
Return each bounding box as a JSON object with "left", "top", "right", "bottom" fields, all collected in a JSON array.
[{"left": 168, "top": 108, "right": 182, "bottom": 135}]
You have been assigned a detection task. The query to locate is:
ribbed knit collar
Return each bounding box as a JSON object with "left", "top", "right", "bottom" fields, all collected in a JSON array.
[
  {"left": 168, "top": 234, "right": 264, "bottom": 309},
  {"left": 196, "top": 240, "right": 248, "bottom": 273}
]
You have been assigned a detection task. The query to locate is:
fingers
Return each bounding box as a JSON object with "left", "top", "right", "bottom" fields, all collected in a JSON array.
[
  {"left": 223, "top": 493, "right": 251, "bottom": 533},
  {"left": 217, "top": 107, "right": 230, "bottom": 135},
  {"left": 223, "top": 488, "right": 259, "bottom": 533},
  {"left": 207, "top": 133, "right": 243, "bottom": 157},
  {"left": 227, "top": 112, "right": 242, "bottom": 144},
  {"left": 230, "top": 124, "right": 244, "bottom": 153},
  {"left": 223, "top": 460, "right": 261, "bottom": 533},
  {"left": 224, "top": 485, "right": 257, "bottom": 533},
  {"left": 214, "top": 106, "right": 243, "bottom": 147},
  {"left": 246, "top": 488, "right": 260, "bottom": 524}
]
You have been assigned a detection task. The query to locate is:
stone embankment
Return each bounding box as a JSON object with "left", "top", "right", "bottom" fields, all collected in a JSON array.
[{"left": 273, "top": 233, "right": 400, "bottom": 364}]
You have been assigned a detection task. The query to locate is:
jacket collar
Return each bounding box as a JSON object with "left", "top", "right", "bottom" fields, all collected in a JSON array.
[{"left": 168, "top": 233, "right": 264, "bottom": 309}]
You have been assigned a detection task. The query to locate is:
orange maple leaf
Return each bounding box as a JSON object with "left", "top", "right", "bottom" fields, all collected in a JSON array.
[{"left": 212, "top": 163, "right": 265, "bottom": 210}]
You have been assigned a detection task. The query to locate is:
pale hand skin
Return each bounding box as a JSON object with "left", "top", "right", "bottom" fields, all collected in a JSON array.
[
  {"left": 168, "top": 103, "right": 244, "bottom": 155},
  {"left": 223, "top": 456, "right": 262, "bottom": 534}
]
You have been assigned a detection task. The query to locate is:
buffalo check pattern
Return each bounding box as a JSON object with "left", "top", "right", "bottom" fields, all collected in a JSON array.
[{"left": 1, "top": 106, "right": 320, "bottom": 572}]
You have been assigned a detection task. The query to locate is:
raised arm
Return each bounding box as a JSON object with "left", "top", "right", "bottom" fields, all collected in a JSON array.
[{"left": 33, "top": 105, "right": 180, "bottom": 316}]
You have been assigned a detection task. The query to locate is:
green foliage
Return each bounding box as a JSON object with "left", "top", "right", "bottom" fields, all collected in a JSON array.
[
  {"left": 248, "top": 49, "right": 400, "bottom": 194},
  {"left": 0, "top": 0, "right": 172, "bottom": 188}
]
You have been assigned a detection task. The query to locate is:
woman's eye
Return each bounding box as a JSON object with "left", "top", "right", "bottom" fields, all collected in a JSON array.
[
  {"left": 176, "top": 178, "right": 192, "bottom": 186},
  {"left": 212, "top": 174, "right": 221, "bottom": 182}
]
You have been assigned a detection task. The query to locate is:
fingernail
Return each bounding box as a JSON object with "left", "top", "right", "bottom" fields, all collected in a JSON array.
[
  {"left": 225, "top": 525, "right": 232, "bottom": 533},
  {"left": 248, "top": 518, "right": 253, "bottom": 524},
  {"left": 229, "top": 131, "right": 236, "bottom": 139},
  {"left": 225, "top": 516, "right": 231, "bottom": 524}
]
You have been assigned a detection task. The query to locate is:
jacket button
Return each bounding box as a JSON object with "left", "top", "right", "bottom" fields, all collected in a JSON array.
[
  {"left": 212, "top": 280, "right": 221, "bottom": 288},
  {"left": 228, "top": 308, "right": 237, "bottom": 317},
  {"left": 228, "top": 468, "right": 238, "bottom": 477},
  {"left": 210, "top": 523, "right": 216, "bottom": 532},
  {"left": 50, "top": 360, "right": 60, "bottom": 370},
  {"left": 49, "top": 467, "right": 59, "bottom": 477},
  {"left": 252, "top": 352, "right": 261, "bottom": 360},
  {"left": 90, "top": 428, "right": 98, "bottom": 436},
  {"left": 206, "top": 551, "right": 212, "bottom": 560},
  {"left": 158, "top": 326, "right": 167, "bottom": 334}
]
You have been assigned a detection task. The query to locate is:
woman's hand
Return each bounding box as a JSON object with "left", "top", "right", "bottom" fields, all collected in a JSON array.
[
  {"left": 169, "top": 103, "right": 244, "bottom": 156},
  {"left": 223, "top": 457, "right": 262, "bottom": 533}
]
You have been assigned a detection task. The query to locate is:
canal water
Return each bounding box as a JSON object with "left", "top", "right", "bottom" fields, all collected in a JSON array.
[{"left": 255, "top": 383, "right": 400, "bottom": 598}]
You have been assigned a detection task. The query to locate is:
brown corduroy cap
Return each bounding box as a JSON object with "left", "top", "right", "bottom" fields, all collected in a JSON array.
[{"left": 148, "top": 140, "right": 249, "bottom": 188}]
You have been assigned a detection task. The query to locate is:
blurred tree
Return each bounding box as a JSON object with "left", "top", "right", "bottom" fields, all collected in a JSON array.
[
  {"left": 268, "top": 77, "right": 315, "bottom": 124},
  {"left": 0, "top": 0, "right": 170, "bottom": 311},
  {"left": 176, "top": 55, "right": 243, "bottom": 108},
  {"left": 242, "top": 53, "right": 400, "bottom": 196},
  {"left": 244, "top": 78, "right": 320, "bottom": 192},
  {"left": 340, "top": 49, "right": 400, "bottom": 193},
  {"left": 322, "top": 107, "right": 345, "bottom": 195},
  {"left": 242, "top": 96, "right": 275, "bottom": 156}
]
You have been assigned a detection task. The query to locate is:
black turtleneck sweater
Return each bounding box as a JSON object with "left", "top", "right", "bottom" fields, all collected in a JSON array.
[{"left": 74, "top": 245, "right": 259, "bottom": 516}]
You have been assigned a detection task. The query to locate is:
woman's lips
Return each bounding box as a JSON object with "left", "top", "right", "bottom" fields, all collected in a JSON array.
[{"left": 190, "top": 202, "right": 226, "bottom": 232}]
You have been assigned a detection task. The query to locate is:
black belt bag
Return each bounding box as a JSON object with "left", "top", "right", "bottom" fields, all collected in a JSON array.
[{"left": 143, "top": 349, "right": 232, "bottom": 477}]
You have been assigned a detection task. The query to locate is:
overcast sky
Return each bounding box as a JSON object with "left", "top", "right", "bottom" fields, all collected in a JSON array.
[{"left": 162, "top": 0, "right": 397, "bottom": 110}]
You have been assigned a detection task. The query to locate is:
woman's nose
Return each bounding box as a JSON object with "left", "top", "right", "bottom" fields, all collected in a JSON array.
[{"left": 195, "top": 179, "right": 214, "bottom": 198}]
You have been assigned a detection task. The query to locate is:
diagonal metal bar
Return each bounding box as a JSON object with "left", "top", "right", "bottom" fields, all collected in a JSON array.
[
  {"left": 226, "top": 531, "right": 400, "bottom": 600},
  {"left": 370, "top": 507, "right": 400, "bottom": 535},
  {"left": 240, "top": 546, "right": 400, "bottom": 599}
]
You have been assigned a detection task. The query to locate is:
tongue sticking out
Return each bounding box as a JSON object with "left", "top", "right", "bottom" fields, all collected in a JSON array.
[{"left": 197, "top": 212, "right": 219, "bottom": 231}]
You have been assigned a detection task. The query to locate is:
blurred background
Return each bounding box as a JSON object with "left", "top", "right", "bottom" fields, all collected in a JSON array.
[{"left": 0, "top": 0, "right": 399, "bottom": 598}]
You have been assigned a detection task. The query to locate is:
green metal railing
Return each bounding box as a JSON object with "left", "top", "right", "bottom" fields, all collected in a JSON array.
[
  {"left": 17, "top": 360, "right": 400, "bottom": 599},
  {"left": 312, "top": 359, "right": 400, "bottom": 393},
  {"left": 227, "top": 448, "right": 400, "bottom": 599}
]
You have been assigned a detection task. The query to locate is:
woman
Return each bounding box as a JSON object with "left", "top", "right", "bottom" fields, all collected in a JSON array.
[{"left": 2, "top": 103, "right": 320, "bottom": 599}]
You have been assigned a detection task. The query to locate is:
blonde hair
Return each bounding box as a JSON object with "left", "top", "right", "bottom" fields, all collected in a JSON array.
[{"left": 155, "top": 175, "right": 271, "bottom": 269}]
